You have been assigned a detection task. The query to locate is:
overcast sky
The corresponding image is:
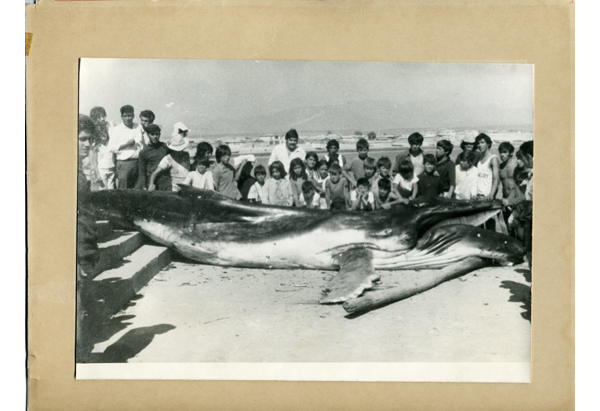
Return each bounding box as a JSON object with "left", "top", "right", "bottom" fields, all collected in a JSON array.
[{"left": 79, "top": 59, "right": 533, "bottom": 135}]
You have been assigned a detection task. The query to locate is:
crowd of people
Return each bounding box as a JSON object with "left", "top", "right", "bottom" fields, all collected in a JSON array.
[{"left": 77, "top": 104, "right": 533, "bottom": 264}]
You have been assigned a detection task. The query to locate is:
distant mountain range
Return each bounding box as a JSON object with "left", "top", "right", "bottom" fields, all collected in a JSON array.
[{"left": 194, "top": 100, "right": 533, "bottom": 136}]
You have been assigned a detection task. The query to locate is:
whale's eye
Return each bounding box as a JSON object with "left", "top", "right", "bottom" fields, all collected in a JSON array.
[{"left": 371, "top": 228, "right": 393, "bottom": 238}]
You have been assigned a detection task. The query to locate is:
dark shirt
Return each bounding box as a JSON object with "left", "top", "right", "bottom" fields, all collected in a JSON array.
[
  {"left": 137, "top": 142, "right": 171, "bottom": 190},
  {"left": 417, "top": 172, "right": 441, "bottom": 200},
  {"left": 435, "top": 158, "right": 456, "bottom": 193},
  {"left": 239, "top": 176, "right": 257, "bottom": 200},
  {"left": 77, "top": 164, "right": 99, "bottom": 273}
]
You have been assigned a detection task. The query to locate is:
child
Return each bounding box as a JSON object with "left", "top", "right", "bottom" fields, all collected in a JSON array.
[
  {"left": 211, "top": 145, "right": 242, "bottom": 200},
  {"left": 298, "top": 181, "right": 321, "bottom": 209},
  {"left": 435, "top": 139, "right": 456, "bottom": 198},
  {"left": 363, "top": 158, "right": 378, "bottom": 192},
  {"left": 375, "top": 178, "right": 403, "bottom": 209},
  {"left": 237, "top": 161, "right": 256, "bottom": 200},
  {"left": 325, "top": 163, "right": 350, "bottom": 210},
  {"left": 393, "top": 159, "right": 419, "bottom": 203},
  {"left": 454, "top": 151, "right": 478, "bottom": 200},
  {"left": 393, "top": 132, "right": 425, "bottom": 178},
  {"left": 324, "top": 139, "right": 347, "bottom": 167},
  {"left": 372, "top": 156, "right": 393, "bottom": 198},
  {"left": 247, "top": 165, "right": 268, "bottom": 204},
  {"left": 182, "top": 158, "right": 214, "bottom": 190},
  {"left": 149, "top": 134, "right": 191, "bottom": 192},
  {"left": 305, "top": 152, "right": 320, "bottom": 181},
  {"left": 94, "top": 126, "right": 116, "bottom": 190},
  {"left": 192, "top": 141, "right": 214, "bottom": 170},
  {"left": 350, "top": 178, "right": 375, "bottom": 211},
  {"left": 417, "top": 154, "right": 441, "bottom": 201},
  {"left": 343, "top": 138, "right": 374, "bottom": 187},
  {"left": 289, "top": 157, "right": 308, "bottom": 207},
  {"left": 311, "top": 159, "right": 329, "bottom": 209},
  {"left": 264, "top": 161, "right": 294, "bottom": 206}
]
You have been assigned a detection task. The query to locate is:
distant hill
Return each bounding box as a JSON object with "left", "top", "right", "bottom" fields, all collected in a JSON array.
[{"left": 193, "top": 99, "right": 533, "bottom": 136}]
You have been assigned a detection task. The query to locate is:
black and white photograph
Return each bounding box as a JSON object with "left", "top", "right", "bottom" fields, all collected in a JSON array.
[{"left": 75, "top": 59, "right": 534, "bottom": 382}]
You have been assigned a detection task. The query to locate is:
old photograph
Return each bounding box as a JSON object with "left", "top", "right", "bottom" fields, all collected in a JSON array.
[{"left": 75, "top": 59, "right": 533, "bottom": 381}]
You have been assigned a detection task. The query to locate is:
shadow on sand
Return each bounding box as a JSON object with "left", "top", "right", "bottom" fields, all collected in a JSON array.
[
  {"left": 500, "top": 267, "right": 531, "bottom": 322},
  {"left": 76, "top": 278, "right": 176, "bottom": 363}
]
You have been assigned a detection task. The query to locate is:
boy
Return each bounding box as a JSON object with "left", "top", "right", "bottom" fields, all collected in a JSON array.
[
  {"left": 326, "top": 163, "right": 350, "bottom": 209},
  {"left": 498, "top": 142, "right": 519, "bottom": 202},
  {"left": 183, "top": 158, "right": 214, "bottom": 190},
  {"left": 454, "top": 151, "right": 478, "bottom": 200},
  {"left": 374, "top": 178, "right": 403, "bottom": 209},
  {"left": 247, "top": 165, "right": 269, "bottom": 204},
  {"left": 417, "top": 154, "right": 442, "bottom": 201},
  {"left": 363, "top": 158, "right": 378, "bottom": 192},
  {"left": 371, "top": 156, "right": 393, "bottom": 198},
  {"left": 343, "top": 138, "right": 374, "bottom": 187},
  {"left": 435, "top": 139, "right": 456, "bottom": 198},
  {"left": 393, "top": 132, "right": 425, "bottom": 177},
  {"left": 350, "top": 178, "right": 375, "bottom": 211},
  {"left": 324, "top": 139, "right": 347, "bottom": 168},
  {"left": 299, "top": 181, "right": 321, "bottom": 209}
]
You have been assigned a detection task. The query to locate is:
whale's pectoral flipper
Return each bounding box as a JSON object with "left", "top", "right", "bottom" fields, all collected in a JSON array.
[{"left": 319, "top": 248, "right": 381, "bottom": 304}]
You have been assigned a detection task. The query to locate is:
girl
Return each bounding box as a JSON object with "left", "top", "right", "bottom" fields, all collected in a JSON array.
[
  {"left": 393, "top": 159, "right": 418, "bottom": 203},
  {"left": 312, "top": 159, "right": 329, "bottom": 209},
  {"left": 211, "top": 145, "right": 242, "bottom": 200},
  {"left": 149, "top": 134, "right": 191, "bottom": 192},
  {"left": 289, "top": 158, "right": 308, "bottom": 207},
  {"left": 305, "top": 152, "right": 319, "bottom": 181},
  {"left": 264, "top": 161, "right": 294, "bottom": 206},
  {"left": 475, "top": 133, "right": 500, "bottom": 200}
]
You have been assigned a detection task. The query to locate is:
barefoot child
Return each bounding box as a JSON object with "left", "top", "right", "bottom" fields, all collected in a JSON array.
[
  {"left": 183, "top": 158, "right": 214, "bottom": 190},
  {"left": 264, "top": 161, "right": 294, "bottom": 206},
  {"left": 350, "top": 178, "right": 375, "bottom": 211},
  {"left": 325, "top": 163, "right": 350, "bottom": 210},
  {"left": 393, "top": 159, "right": 419, "bottom": 203}
]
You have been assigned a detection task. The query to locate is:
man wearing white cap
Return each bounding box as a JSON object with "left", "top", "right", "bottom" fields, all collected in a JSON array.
[
  {"left": 109, "top": 105, "right": 144, "bottom": 188},
  {"left": 148, "top": 133, "right": 191, "bottom": 192}
]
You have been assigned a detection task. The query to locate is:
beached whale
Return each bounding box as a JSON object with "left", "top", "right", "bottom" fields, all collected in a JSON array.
[{"left": 90, "top": 186, "right": 524, "bottom": 304}]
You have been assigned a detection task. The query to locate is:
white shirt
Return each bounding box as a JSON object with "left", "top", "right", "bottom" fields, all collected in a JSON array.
[
  {"left": 96, "top": 144, "right": 115, "bottom": 170},
  {"left": 299, "top": 193, "right": 321, "bottom": 208},
  {"left": 183, "top": 170, "right": 214, "bottom": 190},
  {"left": 108, "top": 122, "right": 144, "bottom": 161},
  {"left": 247, "top": 181, "right": 269, "bottom": 203},
  {"left": 268, "top": 144, "right": 306, "bottom": 173},
  {"left": 350, "top": 190, "right": 375, "bottom": 207},
  {"left": 454, "top": 165, "right": 479, "bottom": 200},
  {"left": 393, "top": 174, "right": 418, "bottom": 191}
]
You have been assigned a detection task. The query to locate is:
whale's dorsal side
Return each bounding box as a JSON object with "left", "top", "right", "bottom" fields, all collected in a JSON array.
[{"left": 320, "top": 248, "right": 381, "bottom": 304}]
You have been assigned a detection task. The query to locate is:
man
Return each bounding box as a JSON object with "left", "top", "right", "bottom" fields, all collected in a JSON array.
[
  {"left": 109, "top": 105, "right": 144, "bottom": 188},
  {"left": 268, "top": 128, "right": 306, "bottom": 173},
  {"left": 136, "top": 123, "right": 171, "bottom": 190},
  {"left": 139, "top": 110, "right": 156, "bottom": 146},
  {"left": 76, "top": 114, "right": 100, "bottom": 362}
]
